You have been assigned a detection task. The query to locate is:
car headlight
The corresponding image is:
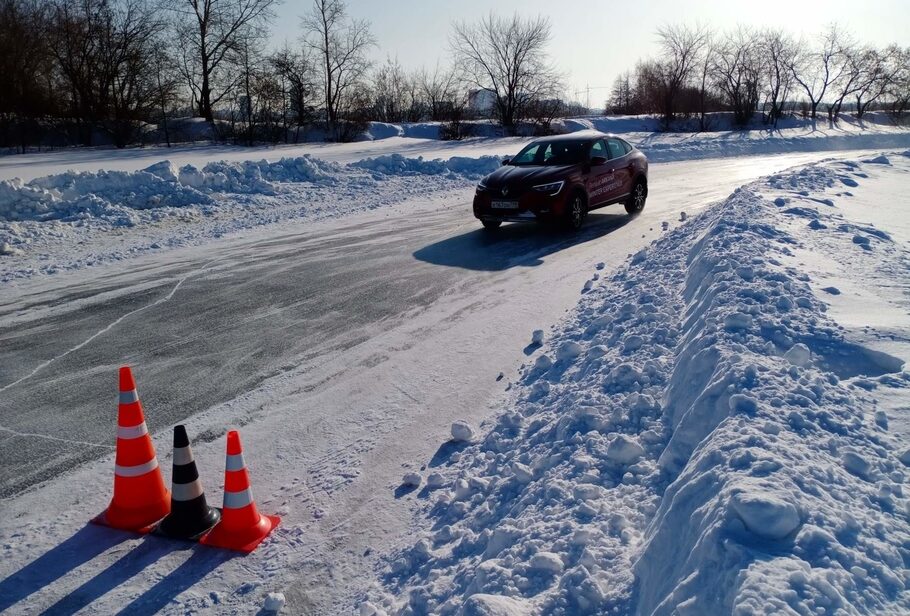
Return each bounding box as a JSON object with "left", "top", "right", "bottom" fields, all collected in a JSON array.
[
  {"left": 532, "top": 181, "right": 564, "bottom": 196},
  {"left": 476, "top": 181, "right": 488, "bottom": 194}
]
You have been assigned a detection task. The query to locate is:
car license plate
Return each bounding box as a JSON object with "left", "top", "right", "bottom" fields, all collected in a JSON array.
[{"left": 491, "top": 200, "right": 518, "bottom": 209}]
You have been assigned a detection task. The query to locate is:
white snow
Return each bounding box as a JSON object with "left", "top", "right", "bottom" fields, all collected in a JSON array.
[{"left": 366, "top": 152, "right": 910, "bottom": 615}]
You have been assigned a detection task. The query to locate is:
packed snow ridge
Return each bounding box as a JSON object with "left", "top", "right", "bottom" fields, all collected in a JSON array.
[
  {"left": 0, "top": 154, "right": 500, "bottom": 225},
  {"left": 366, "top": 154, "right": 910, "bottom": 615}
]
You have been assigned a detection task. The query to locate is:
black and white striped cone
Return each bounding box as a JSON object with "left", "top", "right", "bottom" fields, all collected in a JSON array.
[{"left": 155, "top": 425, "right": 220, "bottom": 540}]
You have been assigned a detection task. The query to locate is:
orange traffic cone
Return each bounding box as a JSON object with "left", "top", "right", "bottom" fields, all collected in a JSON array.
[
  {"left": 94, "top": 366, "right": 170, "bottom": 532},
  {"left": 200, "top": 430, "right": 279, "bottom": 552}
]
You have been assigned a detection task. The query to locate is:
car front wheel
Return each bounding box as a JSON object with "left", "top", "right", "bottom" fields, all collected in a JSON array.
[
  {"left": 564, "top": 193, "right": 586, "bottom": 231},
  {"left": 625, "top": 180, "right": 647, "bottom": 215}
]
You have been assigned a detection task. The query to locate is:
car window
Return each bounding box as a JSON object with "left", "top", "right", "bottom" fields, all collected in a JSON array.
[
  {"left": 543, "top": 141, "right": 586, "bottom": 165},
  {"left": 620, "top": 139, "right": 632, "bottom": 154},
  {"left": 607, "top": 139, "right": 625, "bottom": 160},
  {"left": 589, "top": 140, "right": 606, "bottom": 160},
  {"left": 510, "top": 144, "right": 540, "bottom": 165}
]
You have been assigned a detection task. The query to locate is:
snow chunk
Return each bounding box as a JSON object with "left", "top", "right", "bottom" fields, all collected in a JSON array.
[
  {"left": 723, "top": 312, "right": 753, "bottom": 331},
  {"left": 451, "top": 421, "right": 475, "bottom": 442},
  {"left": 402, "top": 472, "right": 421, "bottom": 487},
  {"left": 461, "top": 594, "right": 531, "bottom": 616},
  {"left": 533, "top": 354, "right": 553, "bottom": 371},
  {"left": 531, "top": 329, "right": 544, "bottom": 345},
  {"left": 783, "top": 343, "right": 811, "bottom": 367},
  {"left": 556, "top": 340, "right": 583, "bottom": 362},
  {"left": 607, "top": 435, "right": 645, "bottom": 464},
  {"left": 842, "top": 450, "right": 872, "bottom": 479},
  {"left": 262, "top": 592, "right": 285, "bottom": 613},
  {"left": 898, "top": 448, "right": 910, "bottom": 467},
  {"left": 511, "top": 462, "right": 534, "bottom": 483},
  {"left": 529, "top": 552, "right": 564, "bottom": 574},
  {"left": 730, "top": 491, "right": 801, "bottom": 540},
  {"left": 426, "top": 472, "right": 446, "bottom": 488}
]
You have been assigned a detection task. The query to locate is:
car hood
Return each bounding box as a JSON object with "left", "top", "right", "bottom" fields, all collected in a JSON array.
[{"left": 483, "top": 164, "right": 577, "bottom": 189}]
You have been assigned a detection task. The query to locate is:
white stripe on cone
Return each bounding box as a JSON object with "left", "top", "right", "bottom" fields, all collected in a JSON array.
[
  {"left": 115, "top": 458, "right": 159, "bottom": 477},
  {"left": 223, "top": 487, "right": 253, "bottom": 509},
  {"left": 225, "top": 453, "right": 246, "bottom": 472},
  {"left": 116, "top": 422, "right": 149, "bottom": 440},
  {"left": 119, "top": 390, "right": 139, "bottom": 404},
  {"left": 171, "top": 480, "right": 204, "bottom": 501},
  {"left": 173, "top": 446, "right": 194, "bottom": 466}
]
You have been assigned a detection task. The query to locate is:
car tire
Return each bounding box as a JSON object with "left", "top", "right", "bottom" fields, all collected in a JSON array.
[
  {"left": 564, "top": 193, "right": 586, "bottom": 231},
  {"left": 481, "top": 220, "right": 502, "bottom": 230},
  {"left": 625, "top": 179, "right": 647, "bottom": 215}
]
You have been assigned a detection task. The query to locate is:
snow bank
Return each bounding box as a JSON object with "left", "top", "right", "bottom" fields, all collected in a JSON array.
[
  {"left": 351, "top": 154, "right": 501, "bottom": 179},
  {"left": 369, "top": 158, "right": 909, "bottom": 614}
]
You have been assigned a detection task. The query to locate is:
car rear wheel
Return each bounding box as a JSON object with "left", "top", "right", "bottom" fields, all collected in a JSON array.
[
  {"left": 625, "top": 179, "right": 647, "bottom": 215},
  {"left": 481, "top": 220, "right": 502, "bottom": 230},
  {"left": 564, "top": 193, "right": 586, "bottom": 231}
]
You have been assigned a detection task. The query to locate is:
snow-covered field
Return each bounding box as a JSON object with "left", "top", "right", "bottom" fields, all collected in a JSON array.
[{"left": 0, "top": 125, "right": 909, "bottom": 615}]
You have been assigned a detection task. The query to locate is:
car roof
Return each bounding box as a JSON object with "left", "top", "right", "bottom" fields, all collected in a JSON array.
[{"left": 530, "top": 130, "right": 625, "bottom": 143}]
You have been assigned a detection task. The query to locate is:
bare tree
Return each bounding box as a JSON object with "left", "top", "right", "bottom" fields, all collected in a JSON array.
[
  {"left": 269, "top": 44, "right": 317, "bottom": 142},
  {"left": 653, "top": 24, "right": 711, "bottom": 128},
  {"left": 302, "top": 0, "right": 374, "bottom": 140},
  {"left": 450, "top": 12, "right": 561, "bottom": 135},
  {"left": 887, "top": 46, "right": 910, "bottom": 119},
  {"left": 758, "top": 29, "right": 797, "bottom": 127},
  {"left": 852, "top": 46, "right": 899, "bottom": 119},
  {"left": 0, "top": 0, "right": 54, "bottom": 151},
  {"left": 150, "top": 42, "right": 180, "bottom": 146},
  {"left": 419, "top": 63, "right": 458, "bottom": 121},
  {"left": 171, "top": 0, "right": 277, "bottom": 122},
  {"left": 608, "top": 71, "right": 635, "bottom": 114},
  {"left": 789, "top": 23, "right": 850, "bottom": 120},
  {"left": 712, "top": 27, "right": 761, "bottom": 126}
]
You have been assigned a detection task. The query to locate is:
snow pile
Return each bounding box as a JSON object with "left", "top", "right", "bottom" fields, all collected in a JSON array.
[
  {"left": 1, "top": 168, "right": 212, "bottom": 224},
  {"left": 369, "top": 160, "right": 909, "bottom": 614},
  {"left": 198, "top": 155, "right": 341, "bottom": 192},
  {"left": 352, "top": 154, "right": 501, "bottom": 179}
]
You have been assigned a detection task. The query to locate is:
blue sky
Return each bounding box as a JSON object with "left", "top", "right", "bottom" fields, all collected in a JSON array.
[{"left": 270, "top": 0, "right": 910, "bottom": 108}]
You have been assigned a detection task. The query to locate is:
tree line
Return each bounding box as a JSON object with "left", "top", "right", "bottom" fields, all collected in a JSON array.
[
  {"left": 1, "top": 0, "right": 908, "bottom": 153},
  {"left": 0, "top": 0, "right": 581, "bottom": 151},
  {"left": 607, "top": 23, "right": 910, "bottom": 129}
]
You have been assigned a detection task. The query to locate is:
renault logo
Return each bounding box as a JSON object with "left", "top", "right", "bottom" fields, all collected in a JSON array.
[{"left": 501, "top": 186, "right": 509, "bottom": 197}]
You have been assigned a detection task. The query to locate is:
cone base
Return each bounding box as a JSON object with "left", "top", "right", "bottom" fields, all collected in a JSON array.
[
  {"left": 155, "top": 506, "right": 222, "bottom": 541},
  {"left": 93, "top": 495, "right": 170, "bottom": 534},
  {"left": 200, "top": 514, "right": 280, "bottom": 553}
]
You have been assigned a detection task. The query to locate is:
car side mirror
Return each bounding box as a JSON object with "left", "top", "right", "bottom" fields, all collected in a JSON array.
[
  {"left": 590, "top": 156, "right": 608, "bottom": 166},
  {"left": 501, "top": 158, "right": 511, "bottom": 166}
]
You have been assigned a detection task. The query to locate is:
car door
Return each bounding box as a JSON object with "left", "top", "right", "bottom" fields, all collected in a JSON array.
[
  {"left": 606, "top": 138, "right": 633, "bottom": 199},
  {"left": 585, "top": 139, "right": 613, "bottom": 207}
]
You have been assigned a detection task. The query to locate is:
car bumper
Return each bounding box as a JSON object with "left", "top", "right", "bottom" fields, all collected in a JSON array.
[{"left": 472, "top": 190, "right": 571, "bottom": 222}]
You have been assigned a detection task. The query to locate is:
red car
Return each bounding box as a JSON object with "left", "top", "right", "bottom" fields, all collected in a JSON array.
[{"left": 473, "top": 131, "right": 648, "bottom": 230}]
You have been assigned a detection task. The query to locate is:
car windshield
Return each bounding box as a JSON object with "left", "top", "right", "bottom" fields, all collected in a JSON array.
[{"left": 509, "top": 139, "right": 589, "bottom": 166}]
